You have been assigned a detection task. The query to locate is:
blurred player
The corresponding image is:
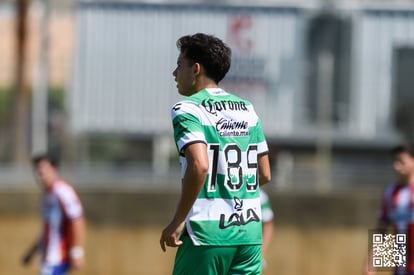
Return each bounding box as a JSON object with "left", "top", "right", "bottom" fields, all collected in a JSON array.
[
  {"left": 366, "top": 144, "right": 414, "bottom": 275},
  {"left": 159, "top": 33, "right": 271, "bottom": 274},
  {"left": 261, "top": 189, "right": 275, "bottom": 270},
  {"left": 22, "top": 153, "right": 86, "bottom": 275}
]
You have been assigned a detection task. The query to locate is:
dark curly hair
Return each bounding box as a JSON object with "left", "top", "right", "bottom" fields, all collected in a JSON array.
[
  {"left": 391, "top": 144, "right": 414, "bottom": 157},
  {"left": 177, "top": 33, "right": 231, "bottom": 84},
  {"left": 32, "top": 153, "right": 60, "bottom": 168}
]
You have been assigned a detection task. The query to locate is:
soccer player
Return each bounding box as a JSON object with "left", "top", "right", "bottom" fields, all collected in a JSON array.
[
  {"left": 159, "top": 33, "right": 271, "bottom": 275},
  {"left": 366, "top": 144, "right": 414, "bottom": 275},
  {"left": 22, "top": 153, "right": 86, "bottom": 275}
]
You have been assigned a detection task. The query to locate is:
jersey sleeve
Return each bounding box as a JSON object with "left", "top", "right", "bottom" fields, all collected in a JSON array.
[
  {"left": 171, "top": 101, "right": 206, "bottom": 155},
  {"left": 55, "top": 182, "right": 83, "bottom": 220},
  {"left": 253, "top": 116, "right": 269, "bottom": 155}
]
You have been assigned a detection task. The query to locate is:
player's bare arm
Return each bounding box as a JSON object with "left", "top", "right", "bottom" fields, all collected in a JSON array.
[
  {"left": 70, "top": 216, "right": 86, "bottom": 270},
  {"left": 21, "top": 238, "right": 40, "bottom": 266},
  {"left": 160, "top": 142, "right": 209, "bottom": 252},
  {"left": 258, "top": 153, "right": 271, "bottom": 186}
]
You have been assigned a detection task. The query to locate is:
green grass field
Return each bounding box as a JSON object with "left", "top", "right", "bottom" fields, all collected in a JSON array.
[{"left": 0, "top": 214, "right": 387, "bottom": 275}]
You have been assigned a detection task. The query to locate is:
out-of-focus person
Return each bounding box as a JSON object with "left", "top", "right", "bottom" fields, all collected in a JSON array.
[
  {"left": 22, "top": 153, "right": 86, "bottom": 275},
  {"left": 365, "top": 144, "right": 414, "bottom": 275}
]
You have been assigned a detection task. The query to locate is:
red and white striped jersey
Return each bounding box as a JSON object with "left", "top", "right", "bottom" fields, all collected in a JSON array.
[
  {"left": 379, "top": 183, "right": 414, "bottom": 230},
  {"left": 378, "top": 183, "right": 414, "bottom": 273},
  {"left": 41, "top": 180, "right": 83, "bottom": 265}
]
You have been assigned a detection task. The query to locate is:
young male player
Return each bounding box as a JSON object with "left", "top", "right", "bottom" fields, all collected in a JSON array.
[
  {"left": 367, "top": 144, "right": 414, "bottom": 275},
  {"left": 159, "top": 33, "right": 271, "bottom": 274},
  {"left": 22, "top": 153, "right": 86, "bottom": 275}
]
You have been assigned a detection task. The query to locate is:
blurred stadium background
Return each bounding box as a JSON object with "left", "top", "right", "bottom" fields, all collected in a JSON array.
[{"left": 1, "top": 0, "right": 414, "bottom": 274}]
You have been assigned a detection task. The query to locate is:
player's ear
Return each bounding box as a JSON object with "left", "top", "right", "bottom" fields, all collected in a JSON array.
[{"left": 193, "top": 63, "right": 201, "bottom": 75}]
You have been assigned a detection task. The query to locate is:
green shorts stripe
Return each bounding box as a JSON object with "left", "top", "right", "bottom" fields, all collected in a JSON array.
[{"left": 173, "top": 236, "right": 262, "bottom": 275}]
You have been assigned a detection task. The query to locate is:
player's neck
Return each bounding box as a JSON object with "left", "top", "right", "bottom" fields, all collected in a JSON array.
[
  {"left": 194, "top": 77, "right": 218, "bottom": 93},
  {"left": 400, "top": 174, "right": 414, "bottom": 185},
  {"left": 44, "top": 176, "right": 59, "bottom": 191}
]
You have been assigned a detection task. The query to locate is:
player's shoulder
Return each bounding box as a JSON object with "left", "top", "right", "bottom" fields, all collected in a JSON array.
[
  {"left": 171, "top": 91, "right": 210, "bottom": 117},
  {"left": 53, "top": 180, "right": 77, "bottom": 197},
  {"left": 383, "top": 183, "right": 395, "bottom": 193},
  {"left": 171, "top": 100, "right": 195, "bottom": 112},
  {"left": 387, "top": 182, "right": 405, "bottom": 190},
  {"left": 382, "top": 182, "right": 403, "bottom": 198},
  {"left": 171, "top": 100, "right": 200, "bottom": 121}
]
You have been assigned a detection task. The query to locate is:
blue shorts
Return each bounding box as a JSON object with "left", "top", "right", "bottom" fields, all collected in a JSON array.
[{"left": 41, "top": 263, "right": 70, "bottom": 275}]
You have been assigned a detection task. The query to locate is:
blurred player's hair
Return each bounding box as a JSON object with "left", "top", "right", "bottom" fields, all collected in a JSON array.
[
  {"left": 176, "top": 33, "right": 231, "bottom": 84},
  {"left": 390, "top": 144, "right": 414, "bottom": 157},
  {"left": 32, "top": 153, "right": 60, "bottom": 168}
]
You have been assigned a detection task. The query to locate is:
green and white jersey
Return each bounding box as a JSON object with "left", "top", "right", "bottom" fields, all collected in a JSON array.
[{"left": 171, "top": 88, "right": 269, "bottom": 246}]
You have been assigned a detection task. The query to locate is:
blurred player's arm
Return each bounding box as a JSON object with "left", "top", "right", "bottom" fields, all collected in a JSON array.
[
  {"left": 21, "top": 237, "right": 41, "bottom": 266},
  {"left": 258, "top": 153, "right": 271, "bottom": 186},
  {"left": 262, "top": 219, "right": 274, "bottom": 256},
  {"left": 160, "top": 142, "right": 208, "bottom": 252},
  {"left": 69, "top": 216, "right": 86, "bottom": 270}
]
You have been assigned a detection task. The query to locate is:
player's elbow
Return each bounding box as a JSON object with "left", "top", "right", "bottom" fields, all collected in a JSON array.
[
  {"left": 189, "top": 159, "right": 209, "bottom": 176},
  {"left": 198, "top": 161, "right": 209, "bottom": 176},
  {"left": 258, "top": 153, "right": 271, "bottom": 185},
  {"left": 260, "top": 173, "right": 271, "bottom": 185}
]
